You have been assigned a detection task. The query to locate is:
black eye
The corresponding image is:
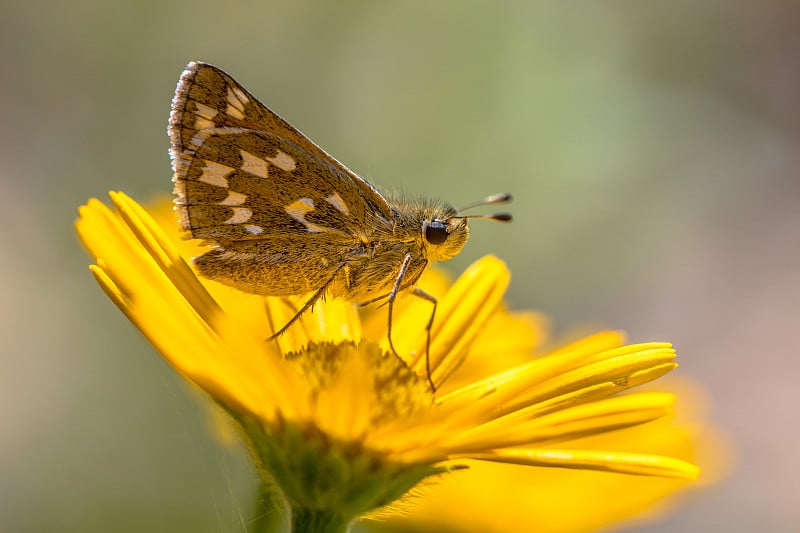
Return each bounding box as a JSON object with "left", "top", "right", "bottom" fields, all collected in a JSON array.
[{"left": 425, "top": 220, "right": 449, "bottom": 245}]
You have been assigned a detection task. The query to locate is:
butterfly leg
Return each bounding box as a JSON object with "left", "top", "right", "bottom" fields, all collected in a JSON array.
[
  {"left": 410, "top": 287, "right": 437, "bottom": 392},
  {"left": 386, "top": 254, "right": 412, "bottom": 360},
  {"left": 267, "top": 261, "right": 347, "bottom": 340},
  {"left": 387, "top": 253, "right": 437, "bottom": 392}
]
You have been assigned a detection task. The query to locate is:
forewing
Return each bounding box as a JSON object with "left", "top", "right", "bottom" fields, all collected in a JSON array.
[{"left": 169, "top": 62, "right": 393, "bottom": 243}]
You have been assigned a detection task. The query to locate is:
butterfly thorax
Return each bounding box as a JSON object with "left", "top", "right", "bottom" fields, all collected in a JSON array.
[{"left": 321, "top": 199, "right": 470, "bottom": 301}]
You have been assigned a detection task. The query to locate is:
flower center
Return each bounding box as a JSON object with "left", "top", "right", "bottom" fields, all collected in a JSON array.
[{"left": 286, "top": 341, "right": 432, "bottom": 425}]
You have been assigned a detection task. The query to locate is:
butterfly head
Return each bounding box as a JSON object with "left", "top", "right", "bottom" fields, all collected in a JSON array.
[
  {"left": 423, "top": 209, "right": 470, "bottom": 262},
  {"left": 421, "top": 193, "right": 513, "bottom": 262}
]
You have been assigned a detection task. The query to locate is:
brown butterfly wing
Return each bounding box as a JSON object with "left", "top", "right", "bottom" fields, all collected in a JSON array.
[{"left": 169, "top": 61, "right": 393, "bottom": 244}]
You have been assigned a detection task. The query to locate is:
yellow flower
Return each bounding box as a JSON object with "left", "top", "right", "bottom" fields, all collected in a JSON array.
[
  {"left": 76, "top": 192, "right": 706, "bottom": 533},
  {"left": 365, "top": 377, "right": 729, "bottom": 533}
]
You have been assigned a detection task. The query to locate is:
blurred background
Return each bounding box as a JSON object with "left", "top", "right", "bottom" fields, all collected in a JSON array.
[{"left": 2, "top": 1, "right": 798, "bottom": 532}]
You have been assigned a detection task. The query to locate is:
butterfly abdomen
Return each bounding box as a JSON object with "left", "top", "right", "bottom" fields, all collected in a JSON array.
[{"left": 193, "top": 240, "right": 347, "bottom": 296}]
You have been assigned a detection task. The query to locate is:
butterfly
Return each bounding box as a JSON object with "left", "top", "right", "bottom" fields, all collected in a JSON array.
[{"left": 168, "top": 61, "right": 511, "bottom": 388}]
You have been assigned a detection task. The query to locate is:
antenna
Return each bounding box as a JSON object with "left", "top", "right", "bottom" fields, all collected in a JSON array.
[
  {"left": 455, "top": 193, "right": 513, "bottom": 222},
  {"left": 457, "top": 193, "right": 513, "bottom": 212}
]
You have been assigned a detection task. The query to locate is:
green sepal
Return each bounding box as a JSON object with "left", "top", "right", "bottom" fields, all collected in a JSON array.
[{"left": 233, "top": 412, "right": 446, "bottom": 533}]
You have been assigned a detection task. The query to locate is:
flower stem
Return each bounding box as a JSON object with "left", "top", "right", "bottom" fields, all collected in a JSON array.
[
  {"left": 290, "top": 508, "right": 351, "bottom": 533},
  {"left": 251, "top": 483, "right": 288, "bottom": 533}
]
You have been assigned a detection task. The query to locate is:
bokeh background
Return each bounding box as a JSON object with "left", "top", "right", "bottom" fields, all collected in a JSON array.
[{"left": 2, "top": 1, "right": 798, "bottom": 532}]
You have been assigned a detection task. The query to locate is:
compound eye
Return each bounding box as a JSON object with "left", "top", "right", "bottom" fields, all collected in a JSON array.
[{"left": 425, "top": 220, "right": 449, "bottom": 245}]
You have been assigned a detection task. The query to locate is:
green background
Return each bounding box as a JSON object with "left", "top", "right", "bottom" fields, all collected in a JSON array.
[{"left": 2, "top": 1, "right": 798, "bottom": 531}]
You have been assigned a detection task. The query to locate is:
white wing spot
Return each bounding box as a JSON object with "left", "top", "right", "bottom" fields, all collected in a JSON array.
[
  {"left": 199, "top": 160, "right": 234, "bottom": 188},
  {"left": 244, "top": 224, "right": 263, "bottom": 235},
  {"left": 194, "top": 102, "right": 218, "bottom": 120},
  {"left": 218, "top": 190, "right": 247, "bottom": 206},
  {"left": 240, "top": 149, "right": 269, "bottom": 179},
  {"left": 285, "top": 197, "right": 329, "bottom": 233},
  {"left": 227, "top": 87, "right": 247, "bottom": 113},
  {"left": 225, "top": 104, "right": 245, "bottom": 120},
  {"left": 233, "top": 87, "right": 249, "bottom": 105},
  {"left": 225, "top": 207, "right": 253, "bottom": 224},
  {"left": 188, "top": 126, "right": 251, "bottom": 151},
  {"left": 194, "top": 117, "right": 215, "bottom": 130},
  {"left": 268, "top": 151, "right": 296, "bottom": 172},
  {"left": 325, "top": 192, "right": 350, "bottom": 215}
]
